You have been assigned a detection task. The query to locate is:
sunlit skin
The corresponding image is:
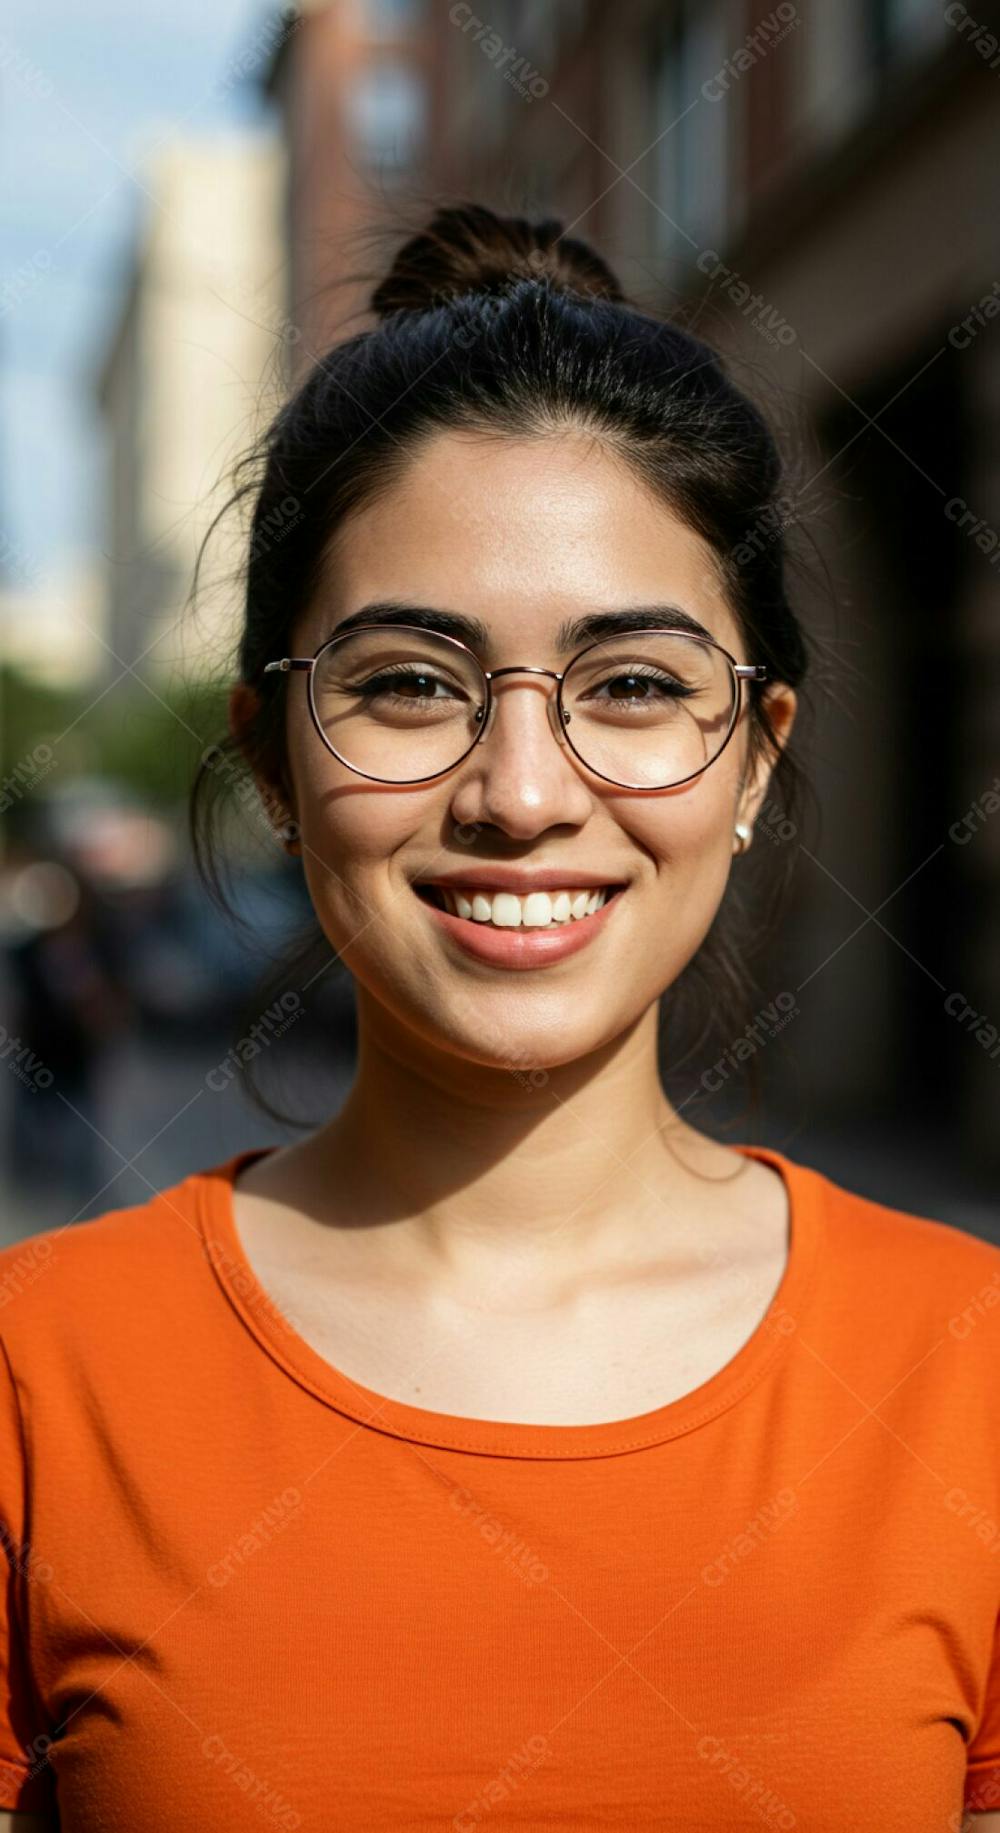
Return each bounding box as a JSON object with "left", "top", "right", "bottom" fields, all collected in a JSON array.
[{"left": 228, "top": 428, "right": 798, "bottom": 1315}]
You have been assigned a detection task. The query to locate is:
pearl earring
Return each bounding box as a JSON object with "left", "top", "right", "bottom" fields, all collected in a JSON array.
[{"left": 734, "top": 821, "right": 752, "bottom": 854}]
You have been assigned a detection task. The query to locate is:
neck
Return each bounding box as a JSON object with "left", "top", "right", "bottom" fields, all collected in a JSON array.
[{"left": 289, "top": 993, "right": 744, "bottom": 1285}]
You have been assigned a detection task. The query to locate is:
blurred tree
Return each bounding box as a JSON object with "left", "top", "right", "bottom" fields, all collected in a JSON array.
[{"left": 0, "top": 663, "right": 231, "bottom": 817}]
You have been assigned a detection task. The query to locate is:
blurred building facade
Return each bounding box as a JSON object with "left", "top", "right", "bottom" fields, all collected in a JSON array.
[
  {"left": 95, "top": 131, "right": 288, "bottom": 684},
  {"left": 0, "top": 557, "right": 106, "bottom": 689},
  {"left": 264, "top": 0, "right": 433, "bottom": 371},
  {"left": 261, "top": 0, "right": 1000, "bottom": 1191}
]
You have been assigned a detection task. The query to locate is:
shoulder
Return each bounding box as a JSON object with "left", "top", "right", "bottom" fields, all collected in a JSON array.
[
  {"left": 796, "top": 1152, "right": 1000, "bottom": 1375},
  {"left": 810, "top": 1155, "right": 1000, "bottom": 1292}
]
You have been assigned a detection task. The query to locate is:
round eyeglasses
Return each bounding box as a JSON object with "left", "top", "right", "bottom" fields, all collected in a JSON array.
[{"left": 263, "top": 624, "right": 767, "bottom": 792}]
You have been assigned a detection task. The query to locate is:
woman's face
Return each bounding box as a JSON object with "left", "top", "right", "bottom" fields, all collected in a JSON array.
[{"left": 234, "top": 429, "right": 796, "bottom": 1075}]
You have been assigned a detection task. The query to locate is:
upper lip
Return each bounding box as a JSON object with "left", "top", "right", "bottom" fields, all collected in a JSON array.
[{"left": 413, "top": 869, "right": 628, "bottom": 891}]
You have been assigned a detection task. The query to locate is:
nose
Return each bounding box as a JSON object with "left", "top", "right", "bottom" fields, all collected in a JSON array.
[{"left": 447, "top": 673, "right": 595, "bottom": 838}]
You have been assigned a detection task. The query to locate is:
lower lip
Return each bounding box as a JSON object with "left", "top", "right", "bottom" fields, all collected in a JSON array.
[{"left": 413, "top": 887, "right": 626, "bottom": 969}]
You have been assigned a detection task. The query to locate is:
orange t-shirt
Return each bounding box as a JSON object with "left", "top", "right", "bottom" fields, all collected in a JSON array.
[{"left": 1, "top": 1141, "right": 999, "bottom": 1830}]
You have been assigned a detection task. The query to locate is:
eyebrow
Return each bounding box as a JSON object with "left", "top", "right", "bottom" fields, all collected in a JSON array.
[{"left": 322, "top": 599, "right": 718, "bottom": 653}]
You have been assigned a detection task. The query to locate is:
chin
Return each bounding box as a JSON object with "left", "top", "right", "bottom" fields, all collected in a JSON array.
[{"left": 438, "top": 1005, "right": 637, "bottom": 1078}]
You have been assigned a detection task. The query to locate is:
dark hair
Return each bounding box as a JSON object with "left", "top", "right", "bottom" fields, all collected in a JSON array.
[{"left": 189, "top": 199, "right": 820, "bottom": 1135}]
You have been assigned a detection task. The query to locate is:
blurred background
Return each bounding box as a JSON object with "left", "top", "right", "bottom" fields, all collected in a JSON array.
[{"left": 0, "top": 0, "right": 998, "bottom": 1243}]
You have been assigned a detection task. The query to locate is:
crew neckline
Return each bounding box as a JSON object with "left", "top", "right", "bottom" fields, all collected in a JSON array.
[{"left": 196, "top": 1141, "right": 825, "bottom": 1460}]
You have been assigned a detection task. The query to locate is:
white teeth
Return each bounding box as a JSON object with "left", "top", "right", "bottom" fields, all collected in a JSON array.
[
  {"left": 492, "top": 892, "right": 523, "bottom": 928},
  {"left": 434, "top": 886, "right": 613, "bottom": 927},
  {"left": 521, "top": 892, "right": 553, "bottom": 927}
]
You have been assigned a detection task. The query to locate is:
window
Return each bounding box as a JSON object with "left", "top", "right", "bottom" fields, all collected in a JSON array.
[
  {"left": 363, "top": 0, "right": 425, "bottom": 32},
  {"left": 867, "top": 0, "right": 950, "bottom": 75},
  {"left": 650, "top": 0, "right": 729, "bottom": 260},
  {"left": 791, "top": 5, "right": 874, "bottom": 147},
  {"left": 349, "top": 60, "right": 426, "bottom": 170}
]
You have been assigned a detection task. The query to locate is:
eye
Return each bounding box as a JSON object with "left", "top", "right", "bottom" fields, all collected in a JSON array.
[
  {"left": 586, "top": 668, "right": 696, "bottom": 705},
  {"left": 350, "top": 665, "right": 469, "bottom": 705}
]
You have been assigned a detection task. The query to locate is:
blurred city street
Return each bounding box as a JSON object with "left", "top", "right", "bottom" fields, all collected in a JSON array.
[{"left": 0, "top": 1026, "right": 355, "bottom": 1245}]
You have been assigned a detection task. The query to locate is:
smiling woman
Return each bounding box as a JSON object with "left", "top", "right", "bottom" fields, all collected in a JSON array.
[{"left": 3, "top": 202, "right": 999, "bottom": 1831}]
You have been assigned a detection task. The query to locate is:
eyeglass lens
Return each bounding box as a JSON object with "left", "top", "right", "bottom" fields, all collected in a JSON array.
[{"left": 310, "top": 627, "right": 737, "bottom": 789}]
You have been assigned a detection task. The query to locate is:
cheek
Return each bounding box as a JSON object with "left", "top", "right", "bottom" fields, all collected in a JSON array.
[
  {"left": 293, "top": 764, "right": 438, "bottom": 938},
  {"left": 623, "top": 772, "right": 737, "bottom": 872},
  {"left": 290, "top": 730, "right": 390, "bottom": 866},
  {"left": 299, "top": 799, "right": 394, "bottom": 900},
  {"left": 620, "top": 785, "right": 738, "bottom": 946}
]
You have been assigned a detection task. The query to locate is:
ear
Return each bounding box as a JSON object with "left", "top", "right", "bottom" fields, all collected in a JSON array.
[
  {"left": 734, "top": 683, "right": 798, "bottom": 851},
  {"left": 227, "top": 681, "right": 300, "bottom": 848},
  {"left": 227, "top": 680, "right": 261, "bottom": 754}
]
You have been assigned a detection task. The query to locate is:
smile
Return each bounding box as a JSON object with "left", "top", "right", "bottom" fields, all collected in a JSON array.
[
  {"left": 411, "top": 882, "right": 627, "bottom": 970},
  {"left": 414, "top": 884, "right": 622, "bottom": 928}
]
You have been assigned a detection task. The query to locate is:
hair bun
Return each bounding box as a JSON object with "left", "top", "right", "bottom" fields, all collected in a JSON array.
[{"left": 370, "top": 201, "right": 626, "bottom": 321}]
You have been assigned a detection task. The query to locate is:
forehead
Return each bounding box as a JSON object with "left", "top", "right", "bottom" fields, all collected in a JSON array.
[{"left": 306, "top": 429, "right": 743, "bottom": 659}]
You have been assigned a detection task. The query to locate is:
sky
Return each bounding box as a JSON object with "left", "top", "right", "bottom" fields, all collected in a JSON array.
[{"left": 0, "top": 0, "right": 275, "bottom": 594}]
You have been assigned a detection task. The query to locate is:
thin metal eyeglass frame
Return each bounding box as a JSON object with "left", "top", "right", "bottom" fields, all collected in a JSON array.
[{"left": 262, "top": 624, "right": 768, "bottom": 791}]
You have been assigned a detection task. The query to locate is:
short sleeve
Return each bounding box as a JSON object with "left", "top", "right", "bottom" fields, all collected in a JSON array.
[
  {"left": 0, "top": 1331, "right": 57, "bottom": 1812},
  {"left": 965, "top": 1606, "right": 1000, "bottom": 1813}
]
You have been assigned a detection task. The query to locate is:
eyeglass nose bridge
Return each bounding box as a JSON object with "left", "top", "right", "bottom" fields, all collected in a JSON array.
[{"left": 472, "top": 663, "right": 570, "bottom": 753}]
